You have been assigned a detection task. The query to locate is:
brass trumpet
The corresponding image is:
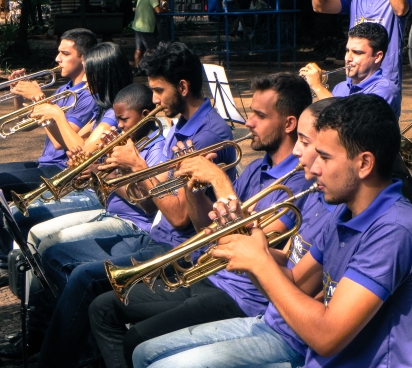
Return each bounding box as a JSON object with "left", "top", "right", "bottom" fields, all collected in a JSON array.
[
  {"left": 106, "top": 183, "right": 318, "bottom": 304},
  {"left": 0, "top": 66, "right": 61, "bottom": 104},
  {"left": 93, "top": 133, "right": 253, "bottom": 208},
  {"left": 10, "top": 106, "right": 164, "bottom": 217},
  {"left": 302, "top": 66, "right": 351, "bottom": 98},
  {"left": 105, "top": 164, "right": 308, "bottom": 304},
  {"left": 0, "top": 86, "right": 86, "bottom": 138}
]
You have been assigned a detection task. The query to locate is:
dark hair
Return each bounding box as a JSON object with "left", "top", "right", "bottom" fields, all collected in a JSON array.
[
  {"left": 139, "top": 41, "right": 203, "bottom": 97},
  {"left": 348, "top": 22, "right": 388, "bottom": 56},
  {"left": 251, "top": 73, "right": 312, "bottom": 119},
  {"left": 114, "top": 83, "right": 155, "bottom": 112},
  {"left": 305, "top": 97, "right": 338, "bottom": 123},
  {"left": 60, "top": 28, "right": 98, "bottom": 57},
  {"left": 315, "top": 94, "right": 400, "bottom": 179},
  {"left": 84, "top": 42, "right": 133, "bottom": 118}
]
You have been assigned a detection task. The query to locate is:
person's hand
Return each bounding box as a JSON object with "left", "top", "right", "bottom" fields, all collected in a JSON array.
[
  {"left": 299, "top": 63, "right": 324, "bottom": 91},
  {"left": 206, "top": 195, "right": 245, "bottom": 232},
  {"left": 31, "top": 103, "right": 63, "bottom": 125},
  {"left": 172, "top": 140, "right": 222, "bottom": 190},
  {"left": 98, "top": 138, "right": 147, "bottom": 172},
  {"left": 10, "top": 80, "right": 44, "bottom": 101},
  {"left": 211, "top": 227, "right": 271, "bottom": 274}
]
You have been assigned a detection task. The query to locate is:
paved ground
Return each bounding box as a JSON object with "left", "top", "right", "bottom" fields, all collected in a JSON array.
[{"left": 0, "top": 50, "right": 411, "bottom": 367}]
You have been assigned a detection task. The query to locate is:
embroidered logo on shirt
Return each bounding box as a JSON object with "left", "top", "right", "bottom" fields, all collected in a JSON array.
[
  {"left": 323, "top": 272, "right": 338, "bottom": 306},
  {"left": 287, "top": 234, "right": 311, "bottom": 266},
  {"left": 354, "top": 16, "right": 384, "bottom": 26}
]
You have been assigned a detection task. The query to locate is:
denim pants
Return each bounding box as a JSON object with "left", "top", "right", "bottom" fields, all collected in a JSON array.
[
  {"left": 0, "top": 161, "right": 61, "bottom": 201},
  {"left": 0, "top": 190, "right": 103, "bottom": 260},
  {"left": 34, "top": 234, "right": 173, "bottom": 368},
  {"left": 89, "top": 278, "right": 248, "bottom": 368},
  {"left": 133, "top": 316, "right": 305, "bottom": 368},
  {"left": 28, "top": 209, "right": 141, "bottom": 254}
]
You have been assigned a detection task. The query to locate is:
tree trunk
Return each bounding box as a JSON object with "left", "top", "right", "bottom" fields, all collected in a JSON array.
[{"left": 8, "top": 0, "right": 32, "bottom": 56}]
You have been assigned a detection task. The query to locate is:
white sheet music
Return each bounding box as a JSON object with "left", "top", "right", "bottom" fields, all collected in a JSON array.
[{"left": 203, "top": 64, "right": 246, "bottom": 124}]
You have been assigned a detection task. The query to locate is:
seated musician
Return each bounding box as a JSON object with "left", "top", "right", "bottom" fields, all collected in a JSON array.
[
  {"left": 299, "top": 22, "right": 400, "bottom": 119},
  {"left": 86, "top": 72, "right": 313, "bottom": 368},
  {"left": 134, "top": 94, "right": 412, "bottom": 368},
  {"left": 0, "top": 42, "right": 133, "bottom": 266},
  {"left": 0, "top": 28, "right": 97, "bottom": 200},
  {"left": 0, "top": 28, "right": 98, "bottom": 271},
  {"left": 0, "top": 41, "right": 236, "bottom": 368}
]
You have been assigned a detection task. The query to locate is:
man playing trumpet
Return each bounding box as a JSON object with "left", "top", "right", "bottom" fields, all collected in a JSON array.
[
  {"left": 88, "top": 72, "right": 313, "bottom": 368},
  {"left": 300, "top": 22, "right": 400, "bottom": 119}
]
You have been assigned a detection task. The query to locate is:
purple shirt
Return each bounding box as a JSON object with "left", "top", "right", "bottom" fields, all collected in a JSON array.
[
  {"left": 332, "top": 69, "right": 401, "bottom": 118},
  {"left": 307, "top": 179, "right": 412, "bottom": 367},
  {"left": 208, "top": 154, "right": 312, "bottom": 317},
  {"left": 150, "top": 98, "right": 236, "bottom": 247},
  {"left": 263, "top": 192, "right": 337, "bottom": 357},
  {"left": 340, "top": 0, "right": 412, "bottom": 89},
  {"left": 38, "top": 81, "right": 96, "bottom": 169},
  {"left": 106, "top": 131, "right": 165, "bottom": 232}
]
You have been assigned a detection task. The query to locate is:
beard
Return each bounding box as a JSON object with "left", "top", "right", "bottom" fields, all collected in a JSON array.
[
  {"left": 250, "top": 124, "right": 284, "bottom": 153},
  {"left": 164, "top": 91, "right": 186, "bottom": 118}
]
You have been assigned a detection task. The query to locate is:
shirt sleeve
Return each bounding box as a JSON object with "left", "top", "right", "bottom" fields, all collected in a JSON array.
[
  {"left": 98, "top": 108, "right": 117, "bottom": 128},
  {"left": 151, "top": 0, "right": 159, "bottom": 8},
  {"left": 345, "top": 222, "right": 412, "bottom": 301},
  {"left": 143, "top": 140, "right": 166, "bottom": 168},
  {"left": 65, "top": 92, "right": 96, "bottom": 129}
]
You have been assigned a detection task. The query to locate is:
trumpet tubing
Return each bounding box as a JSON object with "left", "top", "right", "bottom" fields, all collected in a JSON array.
[
  {"left": 40, "top": 106, "right": 163, "bottom": 201},
  {"left": 0, "top": 66, "right": 61, "bottom": 104},
  {"left": 0, "top": 86, "right": 84, "bottom": 138},
  {"left": 105, "top": 162, "right": 315, "bottom": 304},
  {"left": 96, "top": 133, "right": 254, "bottom": 207}
]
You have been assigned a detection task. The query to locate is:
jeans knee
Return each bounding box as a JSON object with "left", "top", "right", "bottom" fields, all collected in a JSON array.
[{"left": 124, "top": 327, "right": 146, "bottom": 367}]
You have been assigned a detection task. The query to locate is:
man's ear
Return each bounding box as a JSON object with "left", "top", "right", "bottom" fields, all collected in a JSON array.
[
  {"left": 374, "top": 50, "right": 384, "bottom": 65},
  {"left": 285, "top": 116, "right": 298, "bottom": 134},
  {"left": 358, "top": 151, "right": 375, "bottom": 179},
  {"left": 178, "top": 80, "right": 190, "bottom": 97}
]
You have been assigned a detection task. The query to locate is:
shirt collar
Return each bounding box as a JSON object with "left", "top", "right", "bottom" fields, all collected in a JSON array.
[
  {"left": 261, "top": 153, "right": 300, "bottom": 180},
  {"left": 336, "top": 179, "right": 404, "bottom": 232},
  {"left": 174, "top": 99, "right": 213, "bottom": 138},
  {"left": 67, "top": 80, "right": 87, "bottom": 92},
  {"left": 348, "top": 69, "right": 382, "bottom": 93}
]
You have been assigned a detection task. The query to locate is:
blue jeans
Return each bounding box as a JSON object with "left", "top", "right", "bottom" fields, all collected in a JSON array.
[
  {"left": 28, "top": 209, "right": 142, "bottom": 254},
  {"left": 0, "top": 190, "right": 103, "bottom": 259},
  {"left": 133, "top": 316, "right": 305, "bottom": 368},
  {"left": 0, "top": 161, "right": 61, "bottom": 201},
  {"left": 34, "top": 234, "right": 173, "bottom": 368}
]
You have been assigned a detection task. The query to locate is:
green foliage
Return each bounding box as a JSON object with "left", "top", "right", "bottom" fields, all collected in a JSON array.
[{"left": 0, "top": 23, "right": 18, "bottom": 57}]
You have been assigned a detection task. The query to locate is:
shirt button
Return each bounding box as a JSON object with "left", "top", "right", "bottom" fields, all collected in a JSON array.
[
  {"left": 315, "top": 213, "right": 318, "bottom": 217},
  {"left": 340, "top": 242, "right": 345, "bottom": 248}
]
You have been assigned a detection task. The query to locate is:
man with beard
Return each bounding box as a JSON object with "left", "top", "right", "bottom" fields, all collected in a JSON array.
[
  {"left": 8, "top": 41, "right": 236, "bottom": 368},
  {"left": 134, "top": 94, "right": 412, "bottom": 368},
  {"left": 88, "top": 73, "right": 313, "bottom": 368}
]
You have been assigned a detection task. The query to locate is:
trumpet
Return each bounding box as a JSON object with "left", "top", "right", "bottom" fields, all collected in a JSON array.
[
  {"left": 10, "top": 106, "right": 164, "bottom": 217},
  {"left": 93, "top": 133, "right": 253, "bottom": 208},
  {"left": 0, "top": 86, "right": 86, "bottom": 138},
  {"left": 0, "top": 66, "right": 61, "bottom": 104},
  {"left": 106, "top": 183, "right": 318, "bottom": 304},
  {"left": 302, "top": 65, "right": 351, "bottom": 98}
]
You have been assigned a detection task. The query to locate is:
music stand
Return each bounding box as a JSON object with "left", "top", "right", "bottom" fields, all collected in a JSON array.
[
  {"left": 0, "top": 190, "right": 57, "bottom": 368},
  {"left": 203, "top": 64, "right": 247, "bottom": 129}
]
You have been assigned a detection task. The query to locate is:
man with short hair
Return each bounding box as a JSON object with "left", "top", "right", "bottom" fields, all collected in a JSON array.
[
  {"left": 135, "top": 93, "right": 412, "bottom": 367},
  {"left": 88, "top": 72, "right": 313, "bottom": 368},
  {"left": 26, "top": 41, "right": 236, "bottom": 368},
  {"left": 300, "top": 22, "right": 400, "bottom": 118},
  {"left": 312, "top": 0, "right": 411, "bottom": 90},
  {"left": 0, "top": 28, "right": 99, "bottom": 277}
]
